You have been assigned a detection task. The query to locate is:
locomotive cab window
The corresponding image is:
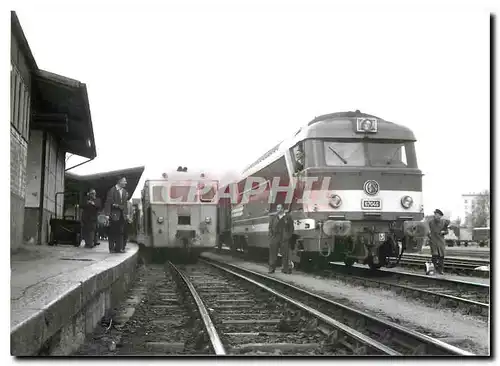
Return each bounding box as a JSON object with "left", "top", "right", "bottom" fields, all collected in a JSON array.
[
  {"left": 198, "top": 182, "right": 217, "bottom": 203},
  {"left": 170, "top": 185, "right": 191, "bottom": 202},
  {"left": 152, "top": 185, "right": 165, "bottom": 202},
  {"left": 291, "top": 142, "right": 305, "bottom": 173},
  {"left": 367, "top": 142, "right": 416, "bottom": 168},
  {"left": 324, "top": 141, "right": 365, "bottom": 166}
]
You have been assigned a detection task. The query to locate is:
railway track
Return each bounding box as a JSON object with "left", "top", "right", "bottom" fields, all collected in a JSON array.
[
  {"left": 172, "top": 261, "right": 397, "bottom": 355},
  {"left": 199, "top": 257, "right": 475, "bottom": 356},
  {"left": 325, "top": 262, "right": 489, "bottom": 318},
  {"left": 400, "top": 255, "right": 489, "bottom": 276},
  {"left": 419, "top": 248, "right": 490, "bottom": 259}
]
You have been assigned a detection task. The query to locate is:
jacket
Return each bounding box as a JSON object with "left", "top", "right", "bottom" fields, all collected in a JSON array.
[
  {"left": 81, "top": 197, "right": 101, "bottom": 225},
  {"left": 104, "top": 186, "right": 129, "bottom": 221},
  {"left": 268, "top": 212, "right": 294, "bottom": 244}
]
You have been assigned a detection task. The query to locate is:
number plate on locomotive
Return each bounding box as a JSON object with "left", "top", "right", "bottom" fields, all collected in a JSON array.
[{"left": 361, "top": 198, "right": 382, "bottom": 210}]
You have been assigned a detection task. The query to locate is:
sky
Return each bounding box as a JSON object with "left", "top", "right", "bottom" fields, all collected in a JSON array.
[{"left": 14, "top": 3, "right": 491, "bottom": 220}]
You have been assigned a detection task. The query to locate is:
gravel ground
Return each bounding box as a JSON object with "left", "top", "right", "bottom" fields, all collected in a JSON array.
[
  {"left": 202, "top": 252, "right": 490, "bottom": 355},
  {"left": 74, "top": 264, "right": 205, "bottom": 356},
  {"left": 371, "top": 263, "right": 491, "bottom": 286}
]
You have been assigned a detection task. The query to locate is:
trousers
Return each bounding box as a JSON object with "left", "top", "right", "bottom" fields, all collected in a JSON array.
[
  {"left": 269, "top": 238, "right": 290, "bottom": 272},
  {"left": 82, "top": 222, "right": 96, "bottom": 248},
  {"left": 109, "top": 216, "right": 125, "bottom": 252}
]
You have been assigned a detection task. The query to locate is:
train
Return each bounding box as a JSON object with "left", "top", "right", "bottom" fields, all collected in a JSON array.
[
  {"left": 443, "top": 226, "right": 490, "bottom": 248},
  {"left": 217, "top": 110, "right": 428, "bottom": 270},
  {"left": 133, "top": 166, "right": 219, "bottom": 262},
  {"left": 131, "top": 110, "right": 428, "bottom": 270}
]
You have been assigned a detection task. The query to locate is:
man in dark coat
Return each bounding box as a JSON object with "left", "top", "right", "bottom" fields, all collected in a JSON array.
[
  {"left": 81, "top": 189, "right": 100, "bottom": 248},
  {"left": 268, "top": 204, "right": 295, "bottom": 274},
  {"left": 428, "top": 209, "right": 450, "bottom": 274},
  {"left": 104, "top": 177, "right": 129, "bottom": 253}
]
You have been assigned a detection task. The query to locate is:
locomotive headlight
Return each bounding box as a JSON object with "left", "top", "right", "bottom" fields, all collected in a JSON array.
[
  {"left": 401, "top": 196, "right": 413, "bottom": 209},
  {"left": 157, "top": 216, "right": 164, "bottom": 224},
  {"left": 205, "top": 217, "right": 212, "bottom": 224},
  {"left": 329, "top": 194, "right": 342, "bottom": 209}
]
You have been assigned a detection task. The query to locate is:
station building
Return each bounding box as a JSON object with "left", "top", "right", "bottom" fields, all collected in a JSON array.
[
  {"left": 10, "top": 11, "right": 97, "bottom": 250},
  {"left": 11, "top": 12, "right": 144, "bottom": 250}
]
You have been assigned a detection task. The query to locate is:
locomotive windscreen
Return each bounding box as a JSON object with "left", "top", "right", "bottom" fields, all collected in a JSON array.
[
  {"left": 149, "top": 180, "right": 218, "bottom": 203},
  {"left": 323, "top": 140, "right": 417, "bottom": 168},
  {"left": 170, "top": 185, "right": 192, "bottom": 201}
]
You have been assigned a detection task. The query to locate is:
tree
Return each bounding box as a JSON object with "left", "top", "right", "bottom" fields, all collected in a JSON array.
[{"left": 471, "top": 189, "right": 490, "bottom": 228}]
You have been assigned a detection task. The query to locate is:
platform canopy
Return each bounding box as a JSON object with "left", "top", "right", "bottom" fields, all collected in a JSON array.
[
  {"left": 31, "top": 69, "right": 96, "bottom": 159},
  {"left": 65, "top": 166, "right": 145, "bottom": 207}
]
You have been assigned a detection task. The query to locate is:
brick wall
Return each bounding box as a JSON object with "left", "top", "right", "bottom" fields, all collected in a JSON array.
[{"left": 10, "top": 127, "right": 28, "bottom": 251}]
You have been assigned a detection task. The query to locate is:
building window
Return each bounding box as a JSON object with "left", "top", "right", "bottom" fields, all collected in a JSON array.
[
  {"left": 12, "top": 70, "right": 19, "bottom": 127},
  {"left": 23, "top": 91, "right": 30, "bottom": 141},
  {"left": 464, "top": 199, "right": 468, "bottom": 204},
  {"left": 10, "top": 65, "right": 15, "bottom": 124},
  {"left": 10, "top": 65, "right": 30, "bottom": 142},
  {"left": 18, "top": 84, "right": 25, "bottom": 137}
]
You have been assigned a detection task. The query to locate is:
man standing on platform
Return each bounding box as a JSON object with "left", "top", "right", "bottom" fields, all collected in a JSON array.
[
  {"left": 81, "top": 189, "right": 100, "bottom": 248},
  {"left": 268, "top": 204, "right": 295, "bottom": 274},
  {"left": 104, "top": 177, "right": 129, "bottom": 253}
]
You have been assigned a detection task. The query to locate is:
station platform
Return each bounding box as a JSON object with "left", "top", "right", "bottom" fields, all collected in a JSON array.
[{"left": 11, "top": 242, "right": 139, "bottom": 356}]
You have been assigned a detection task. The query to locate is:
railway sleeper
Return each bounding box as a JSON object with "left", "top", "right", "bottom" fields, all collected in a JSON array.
[{"left": 231, "top": 342, "right": 321, "bottom": 354}]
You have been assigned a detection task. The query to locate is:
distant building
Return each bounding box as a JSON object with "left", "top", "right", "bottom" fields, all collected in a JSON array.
[{"left": 461, "top": 192, "right": 488, "bottom": 227}]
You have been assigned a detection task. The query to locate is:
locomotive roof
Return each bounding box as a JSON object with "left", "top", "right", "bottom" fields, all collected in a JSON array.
[
  {"left": 307, "top": 110, "right": 384, "bottom": 125},
  {"left": 145, "top": 168, "right": 218, "bottom": 183},
  {"left": 241, "top": 110, "right": 416, "bottom": 178}
]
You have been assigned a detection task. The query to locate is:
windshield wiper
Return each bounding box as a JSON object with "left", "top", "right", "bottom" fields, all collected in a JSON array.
[
  {"left": 329, "top": 146, "right": 347, "bottom": 165},
  {"left": 386, "top": 146, "right": 402, "bottom": 165}
]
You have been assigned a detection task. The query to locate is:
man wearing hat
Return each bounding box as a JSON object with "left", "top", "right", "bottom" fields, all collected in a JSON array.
[{"left": 427, "top": 209, "right": 450, "bottom": 274}]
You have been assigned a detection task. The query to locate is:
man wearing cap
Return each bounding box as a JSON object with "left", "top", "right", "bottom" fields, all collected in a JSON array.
[{"left": 428, "top": 209, "right": 450, "bottom": 274}]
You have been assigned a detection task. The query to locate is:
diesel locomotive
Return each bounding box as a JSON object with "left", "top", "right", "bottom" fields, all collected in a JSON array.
[{"left": 217, "top": 110, "right": 428, "bottom": 270}]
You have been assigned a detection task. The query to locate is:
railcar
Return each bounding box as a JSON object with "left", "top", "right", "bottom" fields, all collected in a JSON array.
[
  {"left": 218, "top": 110, "right": 428, "bottom": 270},
  {"left": 136, "top": 167, "right": 219, "bottom": 262}
]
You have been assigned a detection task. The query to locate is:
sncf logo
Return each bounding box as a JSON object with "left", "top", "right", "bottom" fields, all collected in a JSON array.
[{"left": 363, "top": 180, "right": 380, "bottom": 196}]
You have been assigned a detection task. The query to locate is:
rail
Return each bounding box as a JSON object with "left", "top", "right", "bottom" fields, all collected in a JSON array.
[
  {"left": 201, "top": 257, "right": 476, "bottom": 356},
  {"left": 326, "top": 262, "right": 489, "bottom": 317},
  {"left": 167, "top": 261, "right": 227, "bottom": 355}
]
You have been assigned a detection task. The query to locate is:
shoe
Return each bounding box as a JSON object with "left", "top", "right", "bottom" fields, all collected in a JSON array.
[{"left": 268, "top": 268, "right": 275, "bottom": 274}]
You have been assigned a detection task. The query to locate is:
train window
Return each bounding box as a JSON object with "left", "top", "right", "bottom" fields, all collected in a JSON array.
[
  {"left": 291, "top": 143, "right": 305, "bottom": 173},
  {"left": 367, "top": 142, "right": 408, "bottom": 167},
  {"left": 170, "top": 185, "right": 192, "bottom": 203},
  {"left": 324, "top": 142, "right": 365, "bottom": 166},
  {"left": 199, "top": 183, "right": 217, "bottom": 203},
  {"left": 152, "top": 186, "right": 165, "bottom": 202}
]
